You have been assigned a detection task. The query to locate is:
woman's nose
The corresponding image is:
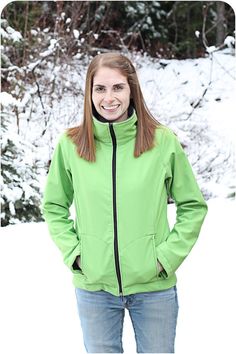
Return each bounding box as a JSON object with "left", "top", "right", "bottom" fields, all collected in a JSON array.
[{"left": 104, "top": 90, "right": 114, "bottom": 102}]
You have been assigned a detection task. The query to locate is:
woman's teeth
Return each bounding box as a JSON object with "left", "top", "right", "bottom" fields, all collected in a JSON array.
[{"left": 102, "top": 104, "right": 119, "bottom": 110}]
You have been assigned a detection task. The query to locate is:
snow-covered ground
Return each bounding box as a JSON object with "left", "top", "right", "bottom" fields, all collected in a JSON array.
[{"left": 0, "top": 197, "right": 235, "bottom": 354}]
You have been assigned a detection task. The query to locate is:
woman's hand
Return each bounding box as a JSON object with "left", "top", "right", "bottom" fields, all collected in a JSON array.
[
  {"left": 157, "top": 260, "right": 164, "bottom": 273},
  {"left": 76, "top": 256, "right": 81, "bottom": 269}
]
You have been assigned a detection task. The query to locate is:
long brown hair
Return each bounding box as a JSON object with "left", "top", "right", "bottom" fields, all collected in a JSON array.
[{"left": 67, "top": 53, "right": 162, "bottom": 162}]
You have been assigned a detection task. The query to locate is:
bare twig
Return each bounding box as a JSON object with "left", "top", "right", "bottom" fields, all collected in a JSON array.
[{"left": 31, "top": 70, "right": 47, "bottom": 117}]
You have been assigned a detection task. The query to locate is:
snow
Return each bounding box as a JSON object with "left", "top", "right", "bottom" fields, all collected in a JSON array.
[
  {"left": 0, "top": 27, "right": 9, "bottom": 39},
  {"left": 224, "top": 35, "right": 235, "bottom": 48},
  {"left": 48, "top": 38, "right": 57, "bottom": 50},
  {"left": 0, "top": 92, "right": 19, "bottom": 106},
  {"left": 8, "top": 201, "right": 16, "bottom": 215},
  {"left": 135, "top": 51, "right": 236, "bottom": 199},
  {"left": 0, "top": 198, "right": 235, "bottom": 354},
  {"left": 7, "top": 29, "right": 22, "bottom": 42},
  {"left": 3, "top": 185, "right": 22, "bottom": 202},
  {"left": 206, "top": 45, "right": 217, "bottom": 53},
  {"left": 1, "top": 25, "right": 23, "bottom": 42},
  {"left": 73, "top": 29, "right": 80, "bottom": 39},
  {"left": 30, "top": 29, "right": 38, "bottom": 36},
  {"left": 39, "top": 39, "right": 57, "bottom": 57},
  {"left": 27, "top": 59, "right": 41, "bottom": 71},
  {"left": 0, "top": 91, "right": 36, "bottom": 109}
]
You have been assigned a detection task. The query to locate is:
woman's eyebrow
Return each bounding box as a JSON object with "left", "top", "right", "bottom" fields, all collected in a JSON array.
[
  {"left": 113, "top": 83, "right": 126, "bottom": 86},
  {"left": 93, "top": 84, "right": 105, "bottom": 87},
  {"left": 93, "top": 82, "right": 127, "bottom": 87}
]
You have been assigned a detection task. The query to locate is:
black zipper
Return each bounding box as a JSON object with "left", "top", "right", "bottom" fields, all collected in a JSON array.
[{"left": 109, "top": 123, "right": 124, "bottom": 301}]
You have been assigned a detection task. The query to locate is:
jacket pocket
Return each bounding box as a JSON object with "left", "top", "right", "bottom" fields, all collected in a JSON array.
[
  {"left": 120, "top": 234, "right": 160, "bottom": 288},
  {"left": 80, "top": 233, "right": 115, "bottom": 286},
  {"left": 71, "top": 243, "right": 86, "bottom": 278}
]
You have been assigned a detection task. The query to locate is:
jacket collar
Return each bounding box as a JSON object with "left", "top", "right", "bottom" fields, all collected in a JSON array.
[{"left": 92, "top": 109, "right": 138, "bottom": 145}]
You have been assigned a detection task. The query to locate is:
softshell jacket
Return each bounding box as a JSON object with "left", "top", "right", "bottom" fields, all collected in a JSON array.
[{"left": 42, "top": 110, "right": 208, "bottom": 297}]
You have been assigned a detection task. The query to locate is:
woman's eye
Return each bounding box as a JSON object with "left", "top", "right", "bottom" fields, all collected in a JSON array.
[
  {"left": 94, "top": 87, "right": 105, "bottom": 92},
  {"left": 114, "top": 85, "right": 123, "bottom": 91},
  {"left": 94, "top": 85, "right": 124, "bottom": 93}
]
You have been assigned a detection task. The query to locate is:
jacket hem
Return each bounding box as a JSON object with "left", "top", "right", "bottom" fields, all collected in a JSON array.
[{"left": 72, "top": 274, "right": 177, "bottom": 297}]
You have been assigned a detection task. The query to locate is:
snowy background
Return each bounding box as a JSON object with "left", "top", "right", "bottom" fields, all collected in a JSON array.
[
  {"left": 1, "top": 8, "right": 236, "bottom": 353},
  {"left": 1, "top": 47, "right": 235, "bottom": 210}
]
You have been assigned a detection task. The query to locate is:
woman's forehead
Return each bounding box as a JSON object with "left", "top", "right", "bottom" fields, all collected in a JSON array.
[{"left": 93, "top": 67, "right": 128, "bottom": 85}]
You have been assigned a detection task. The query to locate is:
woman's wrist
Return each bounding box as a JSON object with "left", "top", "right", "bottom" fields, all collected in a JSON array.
[
  {"left": 76, "top": 256, "right": 81, "bottom": 268},
  {"left": 157, "top": 260, "right": 164, "bottom": 273}
]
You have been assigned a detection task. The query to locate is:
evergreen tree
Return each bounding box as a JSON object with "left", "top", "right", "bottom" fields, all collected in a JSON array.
[{"left": 1, "top": 114, "right": 43, "bottom": 226}]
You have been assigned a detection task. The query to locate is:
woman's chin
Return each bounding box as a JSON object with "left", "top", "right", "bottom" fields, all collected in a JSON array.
[{"left": 99, "top": 110, "right": 128, "bottom": 122}]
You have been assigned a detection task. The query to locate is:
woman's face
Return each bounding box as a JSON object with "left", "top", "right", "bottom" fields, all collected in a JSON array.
[{"left": 92, "top": 67, "right": 131, "bottom": 122}]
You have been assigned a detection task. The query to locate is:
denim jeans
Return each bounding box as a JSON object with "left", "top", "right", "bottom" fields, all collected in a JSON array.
[{"left": 75, "top": 286, "right": 179, "bottom": 353}]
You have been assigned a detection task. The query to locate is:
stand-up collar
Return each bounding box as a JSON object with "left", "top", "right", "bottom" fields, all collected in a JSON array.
[{"left": 92, "top": 110, "right": 138, "bottom": 145}]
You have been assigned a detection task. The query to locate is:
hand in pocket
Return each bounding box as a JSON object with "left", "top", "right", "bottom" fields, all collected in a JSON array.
[
  {"left": 76, "top": 256, "right": 82, "bottom": 269},
  {"left": 157, "top": 260, "right": 164, "bottom": 273}
]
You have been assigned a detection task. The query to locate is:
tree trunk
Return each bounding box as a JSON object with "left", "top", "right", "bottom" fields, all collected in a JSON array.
[{"left": 216, "top": 1, "right": 225, "bottom": 46}]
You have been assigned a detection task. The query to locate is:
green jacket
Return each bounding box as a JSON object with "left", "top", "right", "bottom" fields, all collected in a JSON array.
[{"left": 42, "top": 110, "right": 208, "bottom": 297}]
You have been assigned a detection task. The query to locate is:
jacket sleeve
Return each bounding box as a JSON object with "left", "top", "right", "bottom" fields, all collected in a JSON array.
[
  {"left": 156, "top": 128, "right": 208, "bottom": 279},
  {"left": 42, "top": 134, "right": 81, "bottom": 273}
]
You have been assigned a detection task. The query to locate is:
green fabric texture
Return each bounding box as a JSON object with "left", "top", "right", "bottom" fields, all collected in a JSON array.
[{"left": 42, "top": 110, "right": 208, "bottom": 296}]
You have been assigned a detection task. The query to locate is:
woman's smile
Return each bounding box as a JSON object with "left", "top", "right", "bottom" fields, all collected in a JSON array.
[{"left": 102, "top": 104, "right": 120, "bottom": 112}]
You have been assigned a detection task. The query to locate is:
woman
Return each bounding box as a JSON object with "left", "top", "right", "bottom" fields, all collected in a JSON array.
[{"left": 42, "top": 52, "right": 208, "bottom": 353}]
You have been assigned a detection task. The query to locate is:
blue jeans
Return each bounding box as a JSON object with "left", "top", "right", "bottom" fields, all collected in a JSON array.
[{"left": 75, "top": 286, "right": 179, "bottom": 353}]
